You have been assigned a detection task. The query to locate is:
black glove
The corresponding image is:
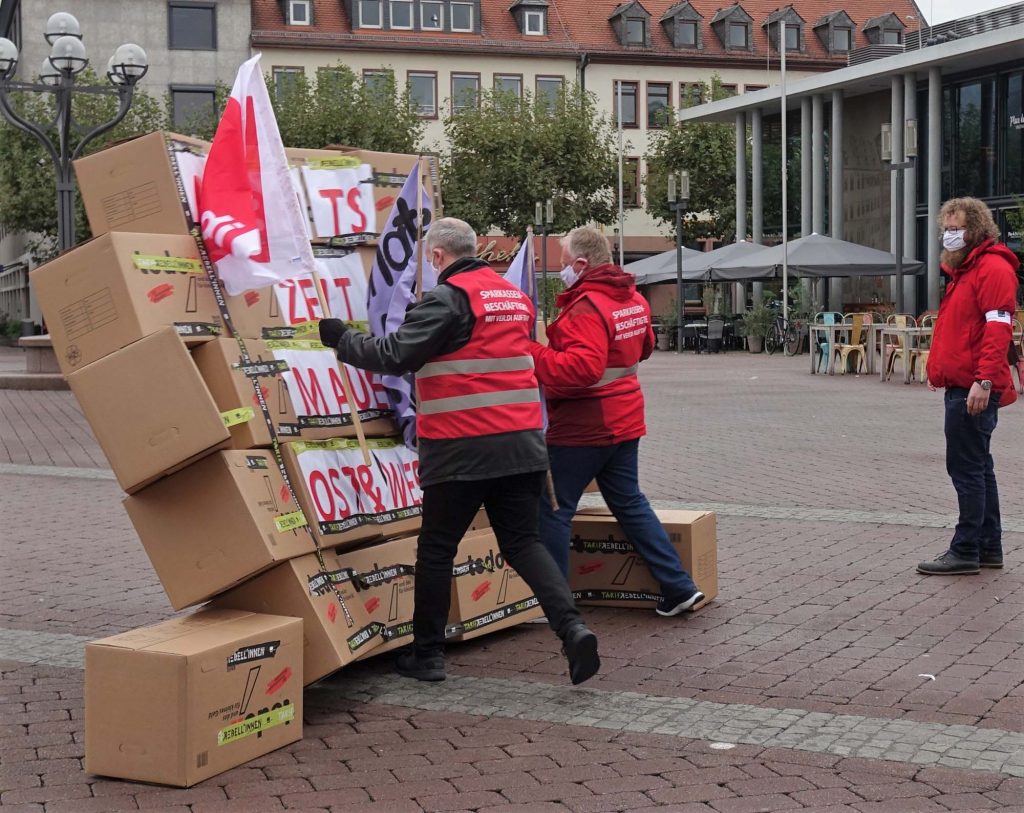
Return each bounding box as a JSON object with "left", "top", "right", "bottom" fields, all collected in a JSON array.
[{"left": 318, "top": 318, "right": 347, "bottom": 349}]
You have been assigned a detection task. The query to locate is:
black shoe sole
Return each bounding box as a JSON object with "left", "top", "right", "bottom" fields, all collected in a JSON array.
[
  {"left": 656, "top": 591, "right": 706, "bottom": 617},
  {"left": 564, "top": 629, "right": 600, "bottom": 685},
  {"left": 980, "top": 562, "right": 1004, "bottom": 569},
  {"left": 916, "top": 566, "right": 980, "bottom": 575},
  {"left": 396, "top": 665, "right": 446, "bottom": 681}
]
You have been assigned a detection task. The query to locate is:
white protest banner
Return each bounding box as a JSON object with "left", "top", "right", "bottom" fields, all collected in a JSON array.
[
  {"left": 301, "top": 164, "right": 376, "bottom": 238},
  {"left": 316, "top": 254, "right": 369, "bottom": 325},
  {"left": 173, "top": 150, "right": 206, "bottom": 223},
  {"left": 290, "top": 440, "right": 376, "bottom": 537},
  {"left": 370, "top": 440, "right": 423, "bottom": 522}
]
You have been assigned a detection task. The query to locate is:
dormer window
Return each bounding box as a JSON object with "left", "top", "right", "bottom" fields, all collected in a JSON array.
[
  {"left": 288, "top": 0, "right": 311, "bottom": 25},
  {"left": 609, "top": 1, "right": 651, "bottom": 48},
  {"left": 763, "top": 5, "right": 805, "bottom": 52},
  {"left": 390, "top": 0, "right": 413, "bottom": 29},
  {"left": 660, "top": 1, "right": 703, "bottom": 50},
  {"left": 358, "top": 0, "right": 382, "bottom": 28},
  {"left": 711, "top": 4, "right": 753, "bottom": 51},
  {"left": 814, "top": 11, "right": 856, "bottom": 53},
  {"left": 450, "top": 1, "right": 474, "bottom": 31},
  {"left": 863, "top": 13, "right": 905, "bottom": 46},
  {"left": 510, "top": 0, "right": 549, "bottom": 36}
]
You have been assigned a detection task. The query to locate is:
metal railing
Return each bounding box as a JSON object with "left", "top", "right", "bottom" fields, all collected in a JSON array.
[{"left": 0, "top": 261, "right": 30, "bottom": 323}]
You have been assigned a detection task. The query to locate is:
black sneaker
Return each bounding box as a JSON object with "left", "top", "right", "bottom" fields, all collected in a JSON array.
[
  {"left": 917, "top": 551, "right": 980, "bottom": 575},
  {"left": 656, "top": 589, "right": 706, "bottom": 617},
  {"left": 980, "top": 555, "right": 1004, "bottom": 569},
  {"left": 395, "top": 650, "right": 445, "bottom": 682},
  {"left": 562, "top": 624, "right": 600, "bottom": 685}
]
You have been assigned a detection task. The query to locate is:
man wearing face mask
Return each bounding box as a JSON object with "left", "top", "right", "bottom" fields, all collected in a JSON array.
[
  {"left": 918, "top": 197, "right": 1020, "bottom": 576},
  {"left": 317, "top": 217, "right": 600, "bottom": 685},
  {"left": 530, "top": 226, "right": 705, "bottom": 616}
]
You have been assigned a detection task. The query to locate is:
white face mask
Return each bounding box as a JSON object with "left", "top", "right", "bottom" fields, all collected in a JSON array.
[
  {"left": 942, "top": 229, "right": 967, "bottom": 251},
  {"left": 560, "top": 265, "right": 578, "bottom": 287}
]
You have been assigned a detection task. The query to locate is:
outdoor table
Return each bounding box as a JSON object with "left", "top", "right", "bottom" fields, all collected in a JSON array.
[
  {"left": 808, "top": 322, "right": 885, "bottom": 376},
  {"left": 879, "top": 326, "right": 933, "bottom": 384}
]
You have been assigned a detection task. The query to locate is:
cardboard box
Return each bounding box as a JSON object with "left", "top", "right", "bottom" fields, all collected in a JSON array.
[
  {"left": 447, "top": 528, "right": 543, "bottom": 640},
  {"left": 468, "top": 507, "right": 490, "bottom": 531},
  {"left": 569, "top": 509, "right": 718, "bottom": 608},
  {"left": 193, "top": 337, "right": 395, "bottom": 448},
  {"left": 74, "top": 131, "right": 209, "bottom": 237},
  {"left": 222, "top": 274, "right": 330, "bottom": 341},
  {"left": 67, "top": 327, "right": 231, "bottom": 493},
  {"left": 30, "top": 232, "right": 221, "bottom": 376},
  {"left": 85, "top": 609, "right": 302, "bottom": 787},
  {"left": 124, "top": 450, "right": 318, "bottom": 609},
  {"left": 212, "top": 551, "right": 383, "bottom": 684},
  {"left": 339, "top": 536, "right": 417, "bottom": 657},
  {"left": 282, "top": 437, "right": 422, "bottom": 550},
  {"left": 314, "top": 247, "right": 373, "bottom": 326}
]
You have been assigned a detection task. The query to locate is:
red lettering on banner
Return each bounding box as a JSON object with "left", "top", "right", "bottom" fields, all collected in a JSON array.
[
  {"left": 327, "top": 468, "right": 353, "bottom": 518},
  {"left": 346, "top": 187, "right": 368, "bottom": 233},
  {"left": 339, "top": 466, "right": 362, "bottom": 511},
  {"left": 309, "top": 470, "right": 333, "bottom": 519},
  {"left": 382, "top": 461, "right": 410, "bottom": 509},
  {"left": 334, "top": 366, "right": 370, "bottom": 410},
  {"left": 331, "top": 276, "right": 355, "bottom": 319},
  {"left": 357, "top": 464, "right": 385, "bottom": 513},
  {"left": 318, "top": 188, "right": 345, "bottom": 235},
  {"left": 291, "top": 368, "right": 330, "bottom": 415},
  {"left": 326, "top": 366, "right": 349, "bottom": 410},
  {"left": 402, "top": 461, "right": 422, "bottom": 506}
]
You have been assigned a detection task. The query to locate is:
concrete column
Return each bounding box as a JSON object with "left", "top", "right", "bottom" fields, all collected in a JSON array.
[
  {"left": 800, "top": 98, "right": 813, "bottom": 308},
  {"left": 829, "top": 89, "right": 844, "bottom": 310},
  {"left": 750, "top": 108, "right": 763, "bottom": 305},
  {"left": 927, "top": 66, "right": 942, "bottom": 309},
  {"left": 890, "top": 75, "right": 904, "bottom": 307},
  {"left": 811, "top": 94, "right": 825, "bottom": 236},
  {"left": 903, "top": 73, "right": 918, "bottom": 313},
  {"left": 735, "top": 112, "right": 747, "bottom": 241}
]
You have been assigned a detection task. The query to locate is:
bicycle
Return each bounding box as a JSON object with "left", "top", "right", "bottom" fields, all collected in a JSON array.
[{"left": 764, "top": 303, "right": 802, "bottom": 356}]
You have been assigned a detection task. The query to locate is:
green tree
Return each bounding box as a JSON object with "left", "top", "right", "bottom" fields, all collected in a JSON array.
[
  {"left": 644, "top": 76, "right": 737, "bottom": 244},
  {"left": 0, "top": 69, "right": 167, "bottom": 262},
  {"left": 440, "top": 84, "right": 618, "bottom": 236},
  {"left": 269, "top": 64, "right": 424, "bottom": 154}
]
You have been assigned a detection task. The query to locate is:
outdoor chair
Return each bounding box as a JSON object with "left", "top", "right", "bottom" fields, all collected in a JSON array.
[
  {"left": 911, "top": 313, "right": 937, "bottom": 384},
  {"left": 812, "top": 312, "right": 843, "bottom": 372},
  {"left": 698, "top": 318, "right": 725, "bottom": 354},
  {"left": 883, "top": 314, "right": 917, "bottom": 382},
  {"left": 832, "top": 314, "right": 867, "bottom": 374}
]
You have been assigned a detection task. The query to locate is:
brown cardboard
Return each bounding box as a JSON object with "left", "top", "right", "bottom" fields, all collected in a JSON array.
[
  {"left": 281, "top": 438, "right": 422, "bottom": 550},
  {"left": 569, "top": 509, "right": 718, "bottom": 608},
  {"left": 212, "top": 552, "right": 383, "bottom": 684},
  {"left": 339, "top": 536, "right": 417, "bottom": 657},
  {"left": 221, "top": 274, "right": 330, "bottom": 341},
  {"left": 74, "top": 131, "right": 209, "bottom": 237},
  {"left": 468, "top": 507, "right": 490, "bottom": 531},
  {"left": 193, "top": 337, "right": 395, "bottom": 448},
  {"left": 85, "top": 609, "right": 302, "bottom": 787},
  {"left": 448, "top": 528, "right": 543, "bottom": 640},
  {"left": 124, "top": 450, "right": 317, "bottom": 609},
  {"left": 66, "top": 327, "right": 230, "bottom": 493},
  {"left": 30, "top": 232, "right": 220, "bottom": 376}
]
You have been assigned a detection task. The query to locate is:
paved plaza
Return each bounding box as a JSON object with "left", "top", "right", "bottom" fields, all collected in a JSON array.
[{"left": 1, "top": 346, "right": 1023, "bottom": 812}]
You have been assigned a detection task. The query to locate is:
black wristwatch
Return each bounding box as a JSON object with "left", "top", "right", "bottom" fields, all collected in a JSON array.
[{"left": 977, "top": 379, "right": 992, "bottom": 391}]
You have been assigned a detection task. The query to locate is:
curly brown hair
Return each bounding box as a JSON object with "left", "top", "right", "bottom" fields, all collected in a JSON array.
[{"left": 938, "top": 197, "right": 1000, "bottom": 243}]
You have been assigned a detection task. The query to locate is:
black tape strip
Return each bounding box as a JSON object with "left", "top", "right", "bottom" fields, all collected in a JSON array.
[
  {"left": 454, "top": 596, "right": 541, "bottom": 636},
  {"left": 572, "top": 590, "right": 662, "bottom": 602}
]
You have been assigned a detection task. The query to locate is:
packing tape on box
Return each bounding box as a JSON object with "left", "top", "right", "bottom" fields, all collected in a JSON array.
[
  {"left": 220, "top": 407, "right": 255, "bottom": 427},
  {"left": 132, "top": 255, "right": 205, "bottom": 274}
]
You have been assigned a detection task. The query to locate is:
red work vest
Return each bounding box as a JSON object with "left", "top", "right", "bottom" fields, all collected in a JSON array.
[{"left": 416, "top": 268, "right": 544, "bottom": 440}]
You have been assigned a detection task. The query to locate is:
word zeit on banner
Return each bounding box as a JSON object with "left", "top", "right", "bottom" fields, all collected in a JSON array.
[{"left": 294, "top": 440, "right": 422, "bottom": 535}]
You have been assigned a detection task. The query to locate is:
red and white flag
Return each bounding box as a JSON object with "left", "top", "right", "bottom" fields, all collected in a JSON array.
[{"left": 198, "top": 54, "right": 315, "bottom": 295}]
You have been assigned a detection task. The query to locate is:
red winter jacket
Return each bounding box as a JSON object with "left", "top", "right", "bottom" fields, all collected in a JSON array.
[
  {"left": 529, "top": 264, "right": 654, "bottom": 446},
  {"left": 927, "top": 240, "right": 1020, "bottom": 408}
]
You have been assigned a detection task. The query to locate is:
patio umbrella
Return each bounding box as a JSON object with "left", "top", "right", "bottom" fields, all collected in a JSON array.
[
  {"left": 707, "top": 233, "right": 926, "bottom": 281},
  {"left": 623, "top": 245, "right": 702, "bottom": 285},
  {"left": 677, "top": 240, "right": 771, "bottom": 282}
]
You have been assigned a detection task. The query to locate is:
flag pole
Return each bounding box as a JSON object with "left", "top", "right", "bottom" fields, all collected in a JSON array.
[
  {"left": 617, "top": 81, "right": 625, "bottom": 267},
  {"left": 415, "top": 156, "right": 425, "bottom": 302},
  {"left": 781, "top": 21, "right": 789, "bottom": 325}
]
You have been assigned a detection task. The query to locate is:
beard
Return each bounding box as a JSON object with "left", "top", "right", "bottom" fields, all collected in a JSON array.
[{"left": 941, "top": 246, "right": 970, "bottom": 269}]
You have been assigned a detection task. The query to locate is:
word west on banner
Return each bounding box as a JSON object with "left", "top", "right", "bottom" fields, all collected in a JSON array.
[
  {"left": 199, "top": 53, "right": 315, "bottom": 295},
  {"left": 366, "top": 161, "right": 435, "bottom": 448}
]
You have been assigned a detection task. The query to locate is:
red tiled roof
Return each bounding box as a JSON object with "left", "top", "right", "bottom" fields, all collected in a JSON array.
[{"left": 252, "top": 0, "right": 924, "bottom": 65}]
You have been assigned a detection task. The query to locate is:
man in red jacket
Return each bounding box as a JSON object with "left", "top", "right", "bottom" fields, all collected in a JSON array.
[
  {"left": 530, "top": 226, "right": 704, "bottom": 615},
  {"left": 918, "top": 197, "right": 1020, "bottom": 575}
]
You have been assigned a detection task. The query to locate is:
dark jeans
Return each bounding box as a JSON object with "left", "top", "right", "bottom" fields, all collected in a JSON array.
[
  {"left": 413, "top": 471, "right": 582, "bottom": 656},
  {"left": 538, "top": 440, "right": 698, "bottom": 598},
  {"left": 945, "top": 388, "right": 1002, "bottom": 562}
]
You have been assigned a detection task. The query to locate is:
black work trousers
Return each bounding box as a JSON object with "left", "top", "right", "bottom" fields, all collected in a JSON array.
[{"left": 413, "top": 470, "right": 582, "bottom": 656}]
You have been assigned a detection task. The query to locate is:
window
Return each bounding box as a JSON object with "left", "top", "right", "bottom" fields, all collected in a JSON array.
[
  {"left": 408, "top": 72, "right": 437, "bottom": 117},
  {"left": 358, "top": 0, "right": 382, "bottom": 27},
  {"left": 536, "top": 76, "right": 563, "bottom": 111},
  {"left": 1007, "top": 72, "right": 1023, "bottom": 195},
  {"left": 680, "top": 82, "right": 704, "bottom": 108},
  {"left": 613, "top": 81, "right": 638, "bottom": 128},
  {"left": 524, "top": 9, "right": 545, "bottom": 35},
  {"left": 834, "top": 27, "right": 852, "bottom": 51},
  {"left": 622, "top": 157, "right": 640, "bottom": 208},
  {"left": 719, "top": 83, "right": 738, "bottom": 98},
  {"left": 421, "top": 1, "right": 443, "bottom": 29},
  {"left": 494, "top": 74, "right": 523, "bottom": 97},
  {"left": 678, "top": 20, "right": 697, "bottom": 46},
  {"left": 625, "top": 17, "right": 646, "bottom": 45},
  {"left": 647, "top": 82, "right": 670, "bottom": 128},
  {"left": 168, "top": 2, "right": 216, "bottom": 50},
  {"left": 288, "top": 0, "right": 311, "bottom": 24},
  {"left": 451, "top": 73, "right": 480, "bottom": 113},
  {"left": 273, "top": 67, "right": 303, "bottom": 102},
  {"left": 451, "top": 1, "right": 474, "bottom": 31},
  {"left": 744, "top": 84, "right": 766, "bottom": 93},
  {"left": 728, "top": 21, "right": 748, "bottom": 48},
  {"left": 363, "top": 69, "right": 393, "bottom": 97},
  {"left": 784, "top": 25, "right": 799, "bottom": 50},
  {"left": 390, "top": 0, "right": 412, "bottom": 28},
  {"left": 171, "top": 86, "right": 216, "bottom": 128},
  {"left": 881, "top": 29, "right": 901, "bottom": 45}
]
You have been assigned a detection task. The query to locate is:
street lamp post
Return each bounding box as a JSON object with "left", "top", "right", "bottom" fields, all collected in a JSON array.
[
  {"left": 667, "top": 170, "right": 690, "bottom": 354},
  {"left": 881, "top": 119, "right": 918, "bottom": 314},
  {"left": 534, "top": 199, "right": 554, "bottom": 322},
  {"left": 0, "top": 13, "right": 149, "bottom": 254}
]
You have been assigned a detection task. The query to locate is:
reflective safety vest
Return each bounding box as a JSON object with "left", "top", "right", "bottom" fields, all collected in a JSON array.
[{"left": 416, "top": 268, "right": 544, "bottom": 440}]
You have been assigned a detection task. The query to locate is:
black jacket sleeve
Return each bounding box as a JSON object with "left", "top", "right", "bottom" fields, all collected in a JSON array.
[{"left": 333, "top": 285, "right": 474, "bottom": 374}]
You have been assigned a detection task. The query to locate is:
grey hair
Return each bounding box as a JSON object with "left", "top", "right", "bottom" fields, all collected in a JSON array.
[
  {"left": 425, "top": 217, "right": 478, "bottom": 259},
  {"left": 563, "top": 226, "right": 612, "bottom": 266}
]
